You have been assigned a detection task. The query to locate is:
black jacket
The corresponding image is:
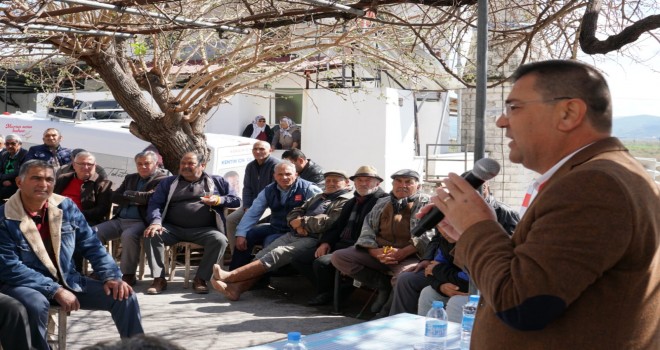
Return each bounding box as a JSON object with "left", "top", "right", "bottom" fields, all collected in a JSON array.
[
  {"left": 299, "top": 160, "right": 325, "bottom": 186},
  {"left": 0, "top": 148, "right": 28, "bottom": 185},
  {"left": 319, "top": 187, "right": 388, "bottom": 249},
  {"left": 111, "top": 169, "right": 167, "bottom": 222},
  {"left": 242, "top": 124, "right": 274, "bottom": 144},
  {"left": 423, "top": 231, "right": 470, "bottom": 295}
]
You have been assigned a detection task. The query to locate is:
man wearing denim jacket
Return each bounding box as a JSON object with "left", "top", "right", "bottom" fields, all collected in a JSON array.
[{"left": 0, "top": 160, "right": 143, "bottom": 350}]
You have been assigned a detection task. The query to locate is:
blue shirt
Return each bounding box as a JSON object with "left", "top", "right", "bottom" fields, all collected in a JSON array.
[{"left": 236, "top": 181, "right": 321, "bottom": 237}]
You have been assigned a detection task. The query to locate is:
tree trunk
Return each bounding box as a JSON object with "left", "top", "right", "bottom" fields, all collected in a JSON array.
[{"left": 76, "top": 40, "right": 209, "bottom": 174}]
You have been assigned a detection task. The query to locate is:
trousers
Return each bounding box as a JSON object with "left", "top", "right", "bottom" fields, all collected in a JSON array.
[
  {"left": 0, "top": 292, "right": 32, "bottom": 350},
  {"left": 1, "top": 279, "right": 143, "bottom": 350},
  {"left": 145, "top": 224, "right": 228, "bottom": 281}
]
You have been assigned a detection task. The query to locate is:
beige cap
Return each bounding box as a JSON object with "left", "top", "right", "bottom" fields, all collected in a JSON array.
[
  {"left": 323, "top": 170, "right": 350, "bottom": 180},
  {"left": 349, "top": 165, "right": 384, "bottom": 182}
]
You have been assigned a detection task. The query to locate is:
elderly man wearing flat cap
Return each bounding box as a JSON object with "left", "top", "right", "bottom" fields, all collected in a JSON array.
[
  {"left": 331, "top": 168, "right": 434, "bottom": 315},
  {"left": 211, "top": 170, "right": 353, "bottom": 301},
  {"left": 294, "top": 165, "right": 389, "bottom": 306}
]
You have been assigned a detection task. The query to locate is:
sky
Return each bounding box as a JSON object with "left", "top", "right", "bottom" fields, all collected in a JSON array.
[{"left": 583, "top": 38, "right": 660, "bottom": 118}]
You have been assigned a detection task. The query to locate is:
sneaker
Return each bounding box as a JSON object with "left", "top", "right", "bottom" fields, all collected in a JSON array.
[
  {"left": 122, "top": 274, "right": 137, "bottom": 286},
  {"left": 146, "top": 278, "right": 167, "bottom": 295}
]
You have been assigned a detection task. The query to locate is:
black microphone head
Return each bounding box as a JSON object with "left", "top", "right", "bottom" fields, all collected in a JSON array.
[{"left": 472, "top": 158, "right": 501, "bottom": 181}]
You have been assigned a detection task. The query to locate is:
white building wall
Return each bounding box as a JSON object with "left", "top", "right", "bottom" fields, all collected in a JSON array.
[
  {"left": 302, "top": 88, "right": 416, "bottom": 192},
  {"left": 206, "top": 93, "right": 273, "bottom": 136}
]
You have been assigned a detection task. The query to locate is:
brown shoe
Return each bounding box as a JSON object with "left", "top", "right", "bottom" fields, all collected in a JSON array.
[
  {"left": 193, "top": 277, "right": 209, "bottom": 294},
  {"left": 122, "top": 274, "right": 136, "bottom": 286},
  {"left": 147, "top": 277, "right": 167, "bottom": 295}
]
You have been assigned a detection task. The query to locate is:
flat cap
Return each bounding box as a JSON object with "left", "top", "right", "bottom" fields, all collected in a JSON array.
[
  {"left": 349, "top": 165, "right": 384, "bottom": 182},
  {"left": 390, "top": 169, "right": 420, "bottom": 181},
  {"left": 323, "top": 170, "right": 350, "bottom": 180}
]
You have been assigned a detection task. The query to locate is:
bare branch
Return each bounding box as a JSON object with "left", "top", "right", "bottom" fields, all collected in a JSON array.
[{"left": 580, "top": 0, "right": 660, "bottom": 54}]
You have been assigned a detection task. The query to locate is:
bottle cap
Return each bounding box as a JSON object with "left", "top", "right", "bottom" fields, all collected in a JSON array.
[
  {"left": 469, "top": 295, "right": 480, "bottom": 302},
  {"left": 287, "top": 332, "right": 302, "bottom": 341},
  {"left": 432, "top": 300, "right": 444, "bottom": 309}
]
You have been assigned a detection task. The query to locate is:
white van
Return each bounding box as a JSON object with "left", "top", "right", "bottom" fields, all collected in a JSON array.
[{"left": 0, "top": 111, "right": 256, "bottom": 194}]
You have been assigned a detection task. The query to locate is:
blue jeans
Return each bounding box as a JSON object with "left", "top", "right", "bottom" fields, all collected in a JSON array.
[
  {"left": 1, "top": 278, "right": 143, "bottom": 349},
  {"left": 229, "top": 224, "right": 285, "bottom": 270}
]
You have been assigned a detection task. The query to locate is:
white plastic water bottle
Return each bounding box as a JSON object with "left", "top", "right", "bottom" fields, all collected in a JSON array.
[
  {"left": 460, "top": 295, "right": 480, "bottom": 350},
  {"left": 424, "top": 300, "right": 448, "bottom": 349},
  {"left": 282, "top": 332, "right": 308, "bottom": 350}
]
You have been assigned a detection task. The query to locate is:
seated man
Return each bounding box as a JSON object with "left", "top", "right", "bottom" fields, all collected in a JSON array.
[
  {"left": 56, "top": 148, "right": 108, "bottom": 179},
  {"left": 0, "top": 160, "right": 143, "bottom": 349},
  {"left": 54, "top": 150, "right": 113, "bottom": 272},
  {"left": 212, "top": 170, "right": 352, "bottom": 301},
  {"left": 389, "top": 226, "right": 469, "bottom": 316},
  {"left": 225, "top": 141, "right": 279, "bottom": 253},
  {"left": 0, "top": 292, "right": 32, "bottom": 350},
  {"left": 144, "top": 151, "right": 240, "bottom": 294},
  {"left": 0, "top": 134, "right": 28, "bottom": 200},
  {"left": 282, "top": 149, "right": 324, "bottom": 186},
  {"left": 292, "top": 165, "right": 388, "bottom": 306},
  {"left": 94, "top": 151, "right": 166, "bottom": 286},
  {"left": 229, "top": 161, "right": 321, "bottom": 270},
  {"left": 54, "top": 151, "right": 113, "bottom": 226},
  {"left": 390, "top": 183, "right": 520, "bottom": 316},
  {"left": 25, "top": 128, "right": 72, "bottom": 171},
  {"left": 331, "top": 169, "right": 434, "bottom": 314}
]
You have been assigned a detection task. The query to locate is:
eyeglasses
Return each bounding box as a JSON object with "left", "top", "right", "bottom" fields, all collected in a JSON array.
[
  {"left": 4, "top": 142, "right": 18, "bottom": 146},
  {"left": 503, "top": 97, "right": 572, "bottom": 118},
  {"left": 75, "top": 162, "right": 96, "bottom": 168}
]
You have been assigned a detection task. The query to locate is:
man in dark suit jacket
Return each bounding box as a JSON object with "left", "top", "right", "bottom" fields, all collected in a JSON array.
[
  {"left": 0, "top": 134, "right": 28, "bottom": 200},
  {"left": 431, "top": 60, "right": 659, "bottom": 349},
  {"left": 94, "top": 150, "right": 166, "bottom": 286}
]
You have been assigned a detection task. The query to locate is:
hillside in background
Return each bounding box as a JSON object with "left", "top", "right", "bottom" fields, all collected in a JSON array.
[{"left": 613, "top": 115, "right": 660, "bottom": 139}]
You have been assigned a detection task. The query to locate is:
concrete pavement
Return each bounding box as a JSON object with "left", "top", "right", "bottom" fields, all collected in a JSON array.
[{"left": 63, "top": 269, "right": 366, "bottom": 349}]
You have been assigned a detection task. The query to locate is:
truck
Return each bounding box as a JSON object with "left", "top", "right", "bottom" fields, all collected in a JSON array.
[{"left": 0, "top": 111, "right": 256, "bottom": 194}]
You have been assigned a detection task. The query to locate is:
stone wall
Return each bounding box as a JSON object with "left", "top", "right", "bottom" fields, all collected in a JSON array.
[{"left": 458, "top": 84, "right": 537, "bottom": 209}]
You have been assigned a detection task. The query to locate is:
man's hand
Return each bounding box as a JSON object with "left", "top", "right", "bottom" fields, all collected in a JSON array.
[
  {"left": 144, "top": 224, "right": 164, "bottom": 238},
  {"left": 424, "top": 260, "right": 439, "bottom": 277},
  {"left": 414, "top": 259, "right": 431, "bottom": 272},
  {"left": 295, "top": 226, "right": 308, "bottom": 236},
  {"left": 235, "top": 236, "right": 248, "bottom": 251},
  {"left": 438, "top": 282, "right": 468, "bottom": 297},
  {"left": 53, "top": 288, "right": 80, "bottom": 313},
  {"left": 289, "top": 217, "right": 303, "bottom": 229},
  {"left": 315, "top": 243, "right": 331, "bottom": 258},
  {"left": 200, "top": 195, "right": 222, "bottom": 206},
  {"left": 103, "top": 279, "right": 133, "bottom": 300},
  {"left": 371, "top": 247, "right": 398, "bottom": 265}
]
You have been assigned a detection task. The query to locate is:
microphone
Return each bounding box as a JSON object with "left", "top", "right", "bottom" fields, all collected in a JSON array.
[{"left": 411, "top": 158, "right": 501, "bottom": 237}]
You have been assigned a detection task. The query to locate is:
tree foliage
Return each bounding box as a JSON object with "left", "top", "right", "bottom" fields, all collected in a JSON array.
[{"left": 0, "top": 0, "right": 658, "bottom": 172}]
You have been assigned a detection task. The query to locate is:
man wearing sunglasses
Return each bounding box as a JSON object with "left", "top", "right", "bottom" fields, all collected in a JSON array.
[{"left": 0, "top": 134, "right": 28, "bottom": 200}]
